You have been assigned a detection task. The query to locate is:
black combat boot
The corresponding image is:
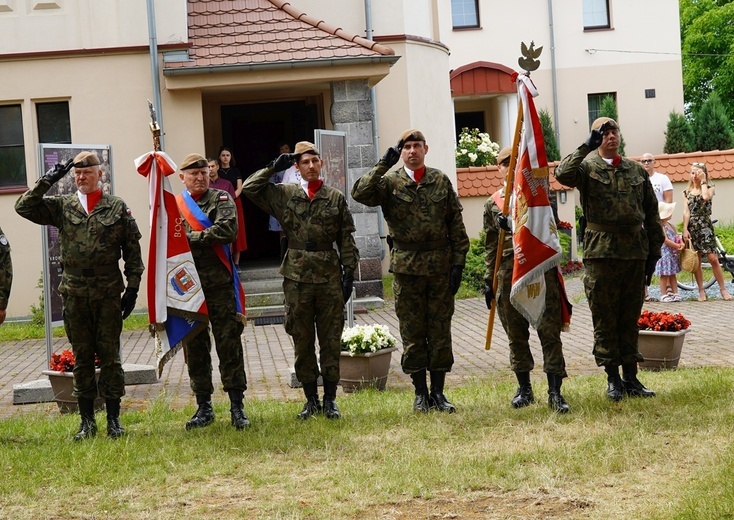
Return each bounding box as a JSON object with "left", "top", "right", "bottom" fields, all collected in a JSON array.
[
  {"left": 621, "top": 363, "right": 656, "bottom": 398},
  {"left": 322, "top": 380, "right": 341, "bottom": 420},
  {"left": 105, "top": 398, "right": 126, "bottom": 439},
  {"left": 429, "top": 371, "right": 456, "bottom": 413},
  {"left": 228, "top": 389, "right": 251, "bottom": 429},
  {"left": 511, "top": 371, "right": 535, "bottom": 408},
  {"left": 296, "top": 381, "right": 321, "bottom": 420},
  {"left": 73, "top": 397, "right": 98, "bottom": 441},
  {"left": 605, "top": 365, "right": 624, "bottom": 402},
  {"left": 546, "top": 373, "right": 570, "bottom": 414},
  {"left": 411, "top": 370, "right": 430, "bottom": 413},
  {"left": 186, "top": 394, "right": 215, "bottom": 430}
]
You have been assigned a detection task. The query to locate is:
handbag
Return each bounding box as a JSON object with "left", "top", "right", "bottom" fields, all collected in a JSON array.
[{"left": 680, "top": 239, "right": 700, "bottom": 273}]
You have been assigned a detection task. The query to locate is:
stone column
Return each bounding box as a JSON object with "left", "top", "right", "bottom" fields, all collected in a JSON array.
[{"left": 331, "top": 79, "right": 383, "bottom": 299}]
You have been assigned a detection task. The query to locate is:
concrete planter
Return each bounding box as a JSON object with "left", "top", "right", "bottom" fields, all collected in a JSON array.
[
  {"left": 339, "top": 346, "right": 398, "bottom": 393},
  {"left": 637, "top": 329, "right": 689, "bottom": 370},
  {"left": 41, "top": 370, "right": 105, "bottom": 413}
]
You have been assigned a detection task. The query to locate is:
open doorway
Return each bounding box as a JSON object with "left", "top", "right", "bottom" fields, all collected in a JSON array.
[{"left": 219, "top": 99, "right": 321, "bottom": 264}]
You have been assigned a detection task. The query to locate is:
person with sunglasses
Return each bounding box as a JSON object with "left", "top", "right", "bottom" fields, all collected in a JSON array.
[{"left": 640, "top": 153, "right": 673, "bottom": 203}]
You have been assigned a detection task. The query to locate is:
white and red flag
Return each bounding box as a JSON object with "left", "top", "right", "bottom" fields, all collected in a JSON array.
[
  {"left": 509, "top": 73, "right": 570, "bottom": 329},
  {"left": 135, "top": 151, "right": 208, "bottom": 376}
]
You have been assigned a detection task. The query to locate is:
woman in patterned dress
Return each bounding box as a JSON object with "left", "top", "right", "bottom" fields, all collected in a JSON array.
[{"left": 682, "top": 161, "right": 732, "bottom": 301}]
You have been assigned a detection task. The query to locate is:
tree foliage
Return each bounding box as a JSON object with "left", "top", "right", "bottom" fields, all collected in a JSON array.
[
  {"left": 599, "top": 95, "right": 625, "bottom": 156},
  {"left": 692, "top": 91, "right": 734, "bottom": 151},
  {"left": 664, "top": 111, "right": 694, "bottom": 154},
  {"left": 680, "top": 0, "right": 734, "bottom": 120},
  {"left": 539, "top": 108, "right": 560, "bottom": 161}
]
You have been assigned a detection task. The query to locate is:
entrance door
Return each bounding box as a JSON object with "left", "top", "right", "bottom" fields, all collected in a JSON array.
[{"left": 221, "top": 100, "right": 320, "bottom": 263}]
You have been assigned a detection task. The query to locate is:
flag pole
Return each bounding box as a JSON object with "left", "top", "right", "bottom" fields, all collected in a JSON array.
[{"left": 485, "top": 96, "right": 524, "bottom": 350}]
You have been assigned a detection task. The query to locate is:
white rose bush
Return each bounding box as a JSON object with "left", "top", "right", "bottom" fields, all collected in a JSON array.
[{"left": 455, "top": 127, "right": 500, "bottom": 168}]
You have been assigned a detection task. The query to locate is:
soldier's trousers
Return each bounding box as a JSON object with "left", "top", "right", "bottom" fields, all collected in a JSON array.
[
  {"left": 63, "top": 294, "right": 124, "bottom": 400},
  {"left": 283, "top": 278, "right": 344, "bottom": 384},
  {"left": 583, "top": 259, "right": 645, "bottom": 367},
  {"left": 497, "top": 268, "right": 567, "bottom": 377},
  {"left": 394, "top": 272, "right": 454, "bottom": 374},
  {"left": 184, "top": 281, "right": 246, "bottom": 395}
]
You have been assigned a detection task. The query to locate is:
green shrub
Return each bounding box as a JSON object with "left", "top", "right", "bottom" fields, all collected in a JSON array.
[
  {"left": 558, "top": 230, "right": 571, "bottom": 262},
  {"left": 715, "top": 224, "right": 734, "bottom": 252},
  {"left": 693, "top": 92, "right": 734, "bottom": 152},
  {"left": 539, "top": 108, "right": 560, "bottom": 162},
  {"left": 664, "top": 110, "right": 694, "bottom": 153},
  {"left": 462, "top": 231, "right": 487, "bottom": 292},
  {"left": 29, "top": 274, "right": 44, "bottom": 326}
]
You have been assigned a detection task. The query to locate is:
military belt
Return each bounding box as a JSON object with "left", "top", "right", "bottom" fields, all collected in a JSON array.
[
  {"left": 288, "top": 241, "right": 334, "bottom": 252},
  {"left": 392, "top": 238, "right": 449, "bottom": 251},
  {"left": 586, "top": 222, "right": 642, "bottom": 233},
  {"left": 63, "top": 264, "right": 118, "bottom": 277}
]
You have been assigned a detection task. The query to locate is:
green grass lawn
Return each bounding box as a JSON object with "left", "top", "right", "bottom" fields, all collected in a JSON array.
[{"left": 2, "top": 368, "right": 734, "bottom": 518}]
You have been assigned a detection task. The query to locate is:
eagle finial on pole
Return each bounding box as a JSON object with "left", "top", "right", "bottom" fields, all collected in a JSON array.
[{"left": 518, "top": 41, "right": 543, "bottom": 73}]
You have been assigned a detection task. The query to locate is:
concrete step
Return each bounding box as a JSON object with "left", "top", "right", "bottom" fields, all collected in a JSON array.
[
  {"left": 245, "top": 296, "right": 384, "bottom": 317},
  {"left": 247, "top": 291, "right": 285, "bottom": 307},
  {"left": 238, "top": 263, "right": 281, "bottom": 282},
  {"left": 243, "top": 278, "right": 284, "bottom": 295},
  {"left": 13, "top": 363, "right": 158, "bottom": 406}
]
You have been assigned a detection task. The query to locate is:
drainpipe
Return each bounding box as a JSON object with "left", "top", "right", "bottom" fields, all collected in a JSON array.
[
  {"left": 364, "top": 0, "right": 386, "bottom": 257},
  {"left": 547, "top": 0, "right": 560, "bottom": 151},
  {"left": 147, "top": 0, "right": 165, "bottom": 149}
]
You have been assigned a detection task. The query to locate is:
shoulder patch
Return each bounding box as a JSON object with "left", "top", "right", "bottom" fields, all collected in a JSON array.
[
  {"left": 0, "top": 236, "right": 7, "bottom": 246},
  {"left": 126, "top": 208, "right": 132, "bottom": 215},
  {"left": 219, "top": 194, "right": 229, "bottom": 201}
]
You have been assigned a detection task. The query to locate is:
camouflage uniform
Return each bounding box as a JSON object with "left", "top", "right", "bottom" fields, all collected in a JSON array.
[
  {"left": 484, "top": 195, "right": 566, "bottom": 377},
  {"left": 180, "top": 188, "right": 247, "bottom": 395},
  {"left": 242, "top": 167, "right": 358, "bottom": 385},
  {"left": 15, "top": 178, "right": 143, "bottom": 400},
  {"left": 351, "top": 162, "right": 469, "bottom": 374},
  {"left": 554, "top": 146, "right": 664, "bottom": 366},
  {"left": 0, "top": 226, "right": 12, "bottom": 313}
]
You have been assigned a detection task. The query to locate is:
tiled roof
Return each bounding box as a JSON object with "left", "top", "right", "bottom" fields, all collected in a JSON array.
[
  {"left": 165, "top": 0, "right": 395, "bottom": 71},
  {"left": 634, "top": 149, "right": 734, "bottom": 183},
  {"left": 458, "top": 149, "right": 734, "bottom": 199},
  {"left": 457, "top": 162, "right": 565, "bottom": 198}
]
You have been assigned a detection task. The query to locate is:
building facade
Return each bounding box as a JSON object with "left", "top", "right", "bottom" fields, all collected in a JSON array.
[{"left": 0, "top": 0, "right": 684, "bottom": 318}]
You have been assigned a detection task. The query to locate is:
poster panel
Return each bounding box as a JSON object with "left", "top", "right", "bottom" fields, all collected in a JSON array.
[{"left": 314, "top": 130, "right": 347, "bottom": 196}]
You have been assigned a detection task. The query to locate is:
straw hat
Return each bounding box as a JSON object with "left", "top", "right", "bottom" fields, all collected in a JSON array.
[{"left": 658, "top": 201, "right": 676, "bottom": 220}]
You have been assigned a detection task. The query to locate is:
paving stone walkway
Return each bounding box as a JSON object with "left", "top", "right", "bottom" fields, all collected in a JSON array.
[{"left": 1, "top": 277, "right": 732, "bottom": 418}]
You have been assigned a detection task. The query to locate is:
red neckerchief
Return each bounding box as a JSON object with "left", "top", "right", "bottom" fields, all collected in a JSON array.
[
  {"left": 191, "top": 192, "right": 204, "bottom": 202},
  {"left": 612, "top": 156, "right": 621, "bottom": 167},
  {"left": 307, "top": 180, "right": 323, "bottom": 200},
  {"left": 86, "top": 190, "right": 102, "bottom": 213},
  {"left": 414, "top": 167, "right": 426, "bottom": 184}
]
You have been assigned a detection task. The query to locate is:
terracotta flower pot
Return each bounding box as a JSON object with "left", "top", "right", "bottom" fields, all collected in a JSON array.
[
  {"left": 637, "top": 329, "right": 689, "bottom": 371},
  {"left": 42, "top": 370, "right": 105, "bottom": 413},
  {"left": 339, "top": 346, "right": 398, "bottom": 393}
]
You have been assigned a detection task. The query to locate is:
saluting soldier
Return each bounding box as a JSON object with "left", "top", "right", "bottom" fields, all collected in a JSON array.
[
  {"left": 0, "top": 226, "right": 12, "bottom": 325},
  {"left": 243, "top": 142, "right": 358, "bottom": 420},
  {"left": 484, "top": 147, "right": 570, "bottom": 414},
  {"left": 351, "top": 130, "right": 469, "bottom": 413},
  {"left": 176, "top": 153, "right": 250, "bottom": 431},
  {"left": 15, "top": 151, "right": 144, "bottom": 440},
  {"left": 554, "top": 118, "right": 664, "bottom": 400}
]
